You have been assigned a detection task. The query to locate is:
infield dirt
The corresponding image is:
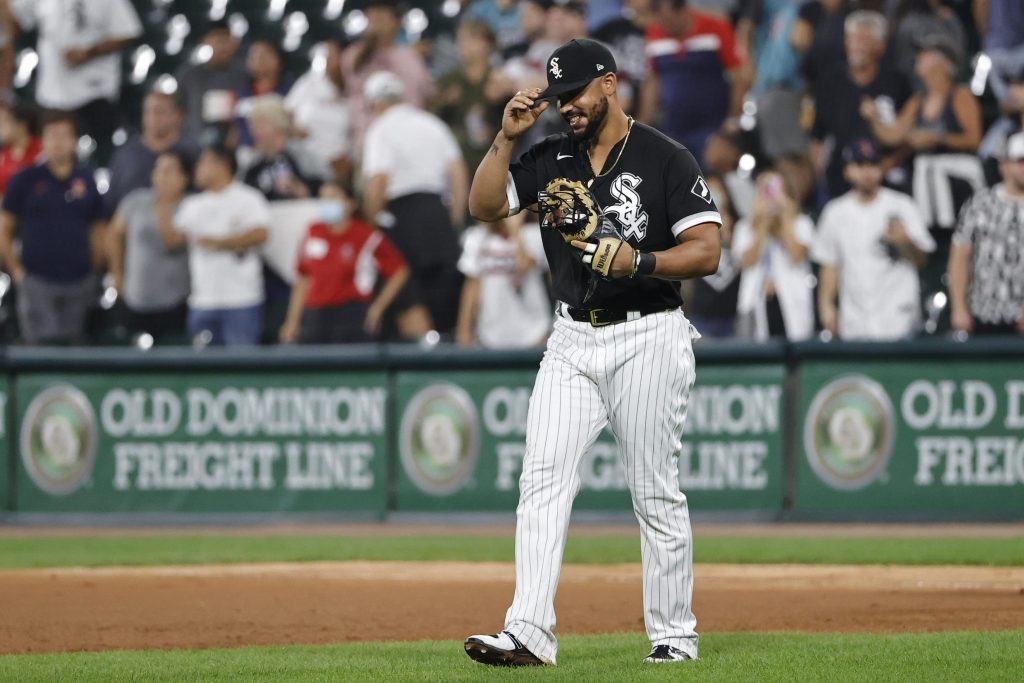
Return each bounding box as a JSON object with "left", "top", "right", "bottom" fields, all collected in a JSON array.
[{"left": 3, "top": 561, "right": 1023, "bottom": 655}]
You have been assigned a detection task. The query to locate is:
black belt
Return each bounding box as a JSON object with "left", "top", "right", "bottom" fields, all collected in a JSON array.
[{"left": 563, "top": 304, "right": 677, "bottom": 327}]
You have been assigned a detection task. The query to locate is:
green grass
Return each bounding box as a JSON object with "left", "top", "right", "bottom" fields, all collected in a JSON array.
[
  {"left": 1, "top": 631, "right": 1021, "bottom": 682},
  {"left": 0, "top": 534, "right": 1021, "bottom": 569}
]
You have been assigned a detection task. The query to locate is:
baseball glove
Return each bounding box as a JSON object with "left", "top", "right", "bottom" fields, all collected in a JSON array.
[{"left": 537, "top": 177, "right": 627, "bottom": 279}]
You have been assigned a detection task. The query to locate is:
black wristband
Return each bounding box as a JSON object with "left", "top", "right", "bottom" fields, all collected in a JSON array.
[{"left": 636, "top": 252, "right": 656, "bottom": 276}]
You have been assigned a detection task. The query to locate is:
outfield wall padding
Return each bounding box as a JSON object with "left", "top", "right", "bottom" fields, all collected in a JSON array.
[{"left": 1, "top": 338, "right": 1021, "bottom": 518}]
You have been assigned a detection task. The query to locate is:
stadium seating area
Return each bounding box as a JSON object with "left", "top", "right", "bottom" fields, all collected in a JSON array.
[{"left": 0, "top": 0, "right": 1021, "bottom": 347}]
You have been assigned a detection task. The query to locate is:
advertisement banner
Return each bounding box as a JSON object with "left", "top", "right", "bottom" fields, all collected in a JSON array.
[
  {"left": 796, "top": 362, "right": 1024, "bottom": 513},
  {"left": 14, "top": 373, "right": 389, "bottom": 513},
  {"left": 394, "top": 366, "right": 785, "bottom": 512}
]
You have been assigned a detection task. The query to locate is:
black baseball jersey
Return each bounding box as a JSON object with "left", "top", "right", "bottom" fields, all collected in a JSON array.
[{"left": 506, "top": 122, "right": 722, "bottom": 309}]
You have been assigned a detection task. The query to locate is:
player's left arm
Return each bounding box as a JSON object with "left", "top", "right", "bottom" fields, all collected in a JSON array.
[
  {"left": 628, "top": 146, "right": 722, "bottom": 279},
  {"left": 571, "top": 148, "right": 723, "bottom": 279},
  {"left": 572, "top": 223, "right": 720, "bottom": 279},
  {"left": 640, "top": 224, "right": 721, "bottom": 280}
]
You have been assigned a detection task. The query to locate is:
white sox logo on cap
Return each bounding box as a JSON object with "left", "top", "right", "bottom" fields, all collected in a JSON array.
[{"left": 550, "top": 57, "right": 563, "bottom": 79}]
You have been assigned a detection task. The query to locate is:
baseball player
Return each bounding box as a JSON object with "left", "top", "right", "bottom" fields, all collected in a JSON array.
[{"left": 463, "top": 39, "right": 722, "bottom": 666}]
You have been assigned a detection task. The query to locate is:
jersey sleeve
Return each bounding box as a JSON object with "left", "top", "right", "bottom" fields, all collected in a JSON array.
[
  {"left": 457, "top": 227, "right": 485, "bottom": 277},
  {"left": 373, "top": 230, "right": 407, "bottom": 278},
  {"left": 507, "top": 143, "right": 543, "bottom": 217},
  {"left": 663, "top": 147, "right": 723, "bottom": 237}
]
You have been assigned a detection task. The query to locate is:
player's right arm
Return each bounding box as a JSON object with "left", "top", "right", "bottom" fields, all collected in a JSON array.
[{"left": 468, "top": 88, "right": 548, "bottom": 222}]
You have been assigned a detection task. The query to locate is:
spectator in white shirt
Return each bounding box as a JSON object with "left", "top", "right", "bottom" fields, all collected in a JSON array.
[
  {"left": 813, "top": 139, "right": 936, "bottom": 341},
  {"left": 456, "top": 216, "right": 552, "bottom": 349},
  {"left": 733, "top": 171, "right": 816, "bottom": 341},
  {"left": 285, "top": 38, "right": 353, "bottom": 184},
  {"left": 361, "top": 71, "right": 468, "bottom": 337},
  {"left": 2, "top": 0, "right": 142, "bottom": 148},
  {"left": 160, "top": 146, "right": 270, "bottom": 346}
]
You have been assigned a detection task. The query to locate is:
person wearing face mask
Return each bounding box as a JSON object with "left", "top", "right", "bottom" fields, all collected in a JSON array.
[{"left": 279, "top": 181, "right": 409, "bottom": 344}]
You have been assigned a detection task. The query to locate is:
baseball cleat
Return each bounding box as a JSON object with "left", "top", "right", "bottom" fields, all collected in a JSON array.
[
  {"left": 643, "top": 644, "right": 693, "bottom": 663},
  {"left": 464, "top": 630, "right": 546, "bottom": 667}
]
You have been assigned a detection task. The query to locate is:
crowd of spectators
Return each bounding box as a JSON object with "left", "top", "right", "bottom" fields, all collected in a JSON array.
[{"left": 0, "top": 0, "right": 1020, "bottom": 348}]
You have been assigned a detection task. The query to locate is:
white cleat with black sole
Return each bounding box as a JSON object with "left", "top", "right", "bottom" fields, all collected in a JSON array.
[
  {"left": 464, "top": 631, "right": 547, "bottom": 667},
  {"left": 643, "top": 644, "right": 694, "bottom": 663}
]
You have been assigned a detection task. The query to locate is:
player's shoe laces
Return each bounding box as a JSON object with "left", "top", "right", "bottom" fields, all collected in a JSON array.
[
  {"left": 464, "top": 630, "right": 546, "bottom": 666},
  {"left": 643, "top": 644, "right": 693, "bottom": 663}
]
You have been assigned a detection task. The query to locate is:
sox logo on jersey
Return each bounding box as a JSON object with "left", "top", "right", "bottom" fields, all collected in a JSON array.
[{"left": 604, "top": 172, "right": 649, "bottom": 241}]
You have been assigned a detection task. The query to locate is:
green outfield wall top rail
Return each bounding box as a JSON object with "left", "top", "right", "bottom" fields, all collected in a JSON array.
[
  {"left": 0, "top": 339, "right": 793, "bottom": 372},
  {"left": 790, "top": 337, "right": 1024, "bottom": 360}
]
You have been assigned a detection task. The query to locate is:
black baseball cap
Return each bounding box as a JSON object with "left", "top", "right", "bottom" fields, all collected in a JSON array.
[
  {"left": 537, "top": 39, "right": 617, "bottom": 103},
  {"left": 842, "top": 138, "right": 881, "bottom": 165}
]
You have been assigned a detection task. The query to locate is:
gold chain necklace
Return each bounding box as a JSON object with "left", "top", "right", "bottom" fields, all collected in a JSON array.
[{"left": 587, "top": 116, "right": 634, "bottom": 187}]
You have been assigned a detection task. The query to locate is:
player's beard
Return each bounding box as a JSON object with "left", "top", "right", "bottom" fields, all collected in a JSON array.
[{"left": 570, "top": 96, "right": 609, "bottom": 143}]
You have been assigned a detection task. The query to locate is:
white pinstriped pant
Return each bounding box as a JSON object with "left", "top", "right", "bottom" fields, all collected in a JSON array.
[{"left": 504, "top": 305, "right": 699, "bottom": 664}]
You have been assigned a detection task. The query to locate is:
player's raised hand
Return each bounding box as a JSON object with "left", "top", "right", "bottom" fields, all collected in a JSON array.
[{"left": 502, "top": 88, "right": 548, "bottom": 141}]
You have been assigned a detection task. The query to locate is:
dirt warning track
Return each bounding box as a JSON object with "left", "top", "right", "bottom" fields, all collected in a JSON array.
[{"left": 2, "top": 562, "right": 1023, "bottom": 654}]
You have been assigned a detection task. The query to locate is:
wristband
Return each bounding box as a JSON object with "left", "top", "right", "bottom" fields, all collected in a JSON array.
[{"left": 635, "top": 251, "right": 656, "bottom": 277}]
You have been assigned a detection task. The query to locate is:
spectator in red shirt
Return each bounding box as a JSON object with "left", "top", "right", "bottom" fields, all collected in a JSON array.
[
  {"left": 639, "top": 0, "right": 750, "bottom": 163},
  {"left": 0, "top": 101, "right": 41, "bottom": 196},
  {"left": 279, "top": 181, "right": 410, "bottom": 344}
]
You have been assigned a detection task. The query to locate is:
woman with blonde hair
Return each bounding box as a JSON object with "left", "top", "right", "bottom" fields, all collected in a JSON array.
[{"left": 732, "top": 171, "right": 816, "bottom": 340}]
